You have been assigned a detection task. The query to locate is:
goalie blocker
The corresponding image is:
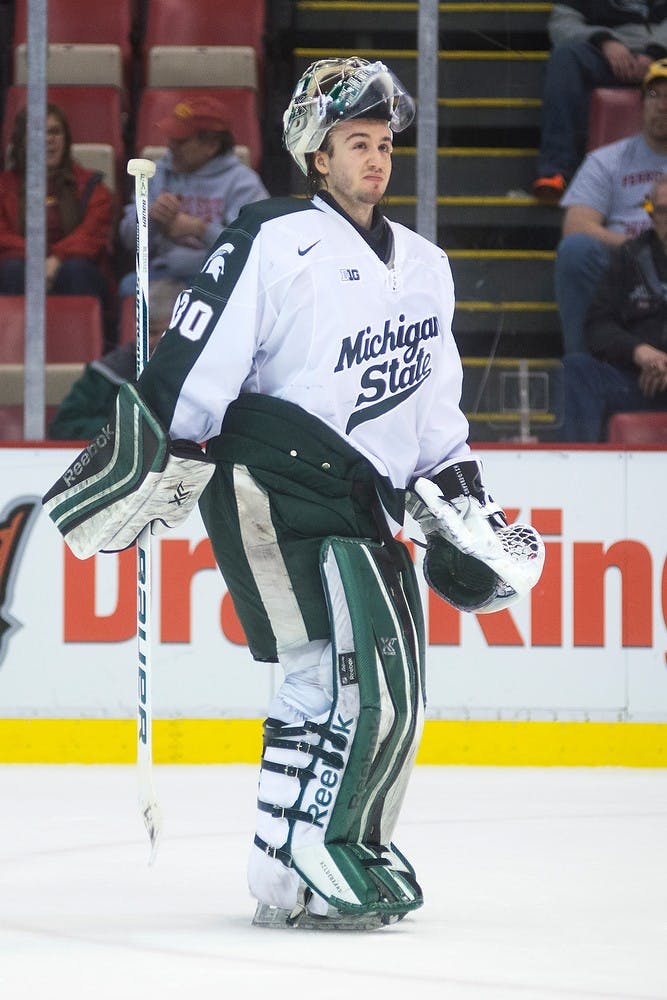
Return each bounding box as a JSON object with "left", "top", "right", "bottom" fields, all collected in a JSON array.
[
  {"left": 42, "top": 383, "right": 215, "bottom": 559},
  {"left": 405, "top": 457, "right": 544, "bottom": 613}
]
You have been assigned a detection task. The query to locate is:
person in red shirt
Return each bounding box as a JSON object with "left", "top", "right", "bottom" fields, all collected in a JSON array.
[{"left": 0, "top": 103, "right": 114, "bottom": 320}]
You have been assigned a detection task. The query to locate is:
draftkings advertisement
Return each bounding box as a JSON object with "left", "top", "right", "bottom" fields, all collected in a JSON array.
[{"left": 1, "top": 445, "right": 666, "bottom": 764}]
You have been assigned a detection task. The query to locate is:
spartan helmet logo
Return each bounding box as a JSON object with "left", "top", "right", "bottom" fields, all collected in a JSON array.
[{"left": 203, "top": 242, "right": 235, "bottom": 281}]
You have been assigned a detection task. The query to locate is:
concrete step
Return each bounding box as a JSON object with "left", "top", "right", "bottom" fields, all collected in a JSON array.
[
  {"left": 393, "top": 146, "right": 538, "bottom": 195},
  {"left": 448, "top": 250, "right": 555, "bottom": 301},
  {"left": 439, "top": 98, "right": 542, "bottom": 130},
  {"left": 450, "top": 255, "right": 560, "bottom": 355},
  {"left": 460, "top": 355, "right": 562, "bottom": 442},
  {"left": 293, "top": 1, "right": 552, "bottom": 38},
  {"left": 454, "top": 300, "right": 559, "bottom": 337},
  {"left": 384, "top": 195, "right": 562, "bottom": 233},
  {"left": 294, "top": 47, "right": 548, "bottom": 100},
  {"left": 291, "top": 146, "right": 539, "bottom": 195}
]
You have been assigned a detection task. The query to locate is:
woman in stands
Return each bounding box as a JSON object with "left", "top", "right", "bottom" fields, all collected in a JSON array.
[{"left": 0, "top": 103, "right": 114, "bottom": 326}]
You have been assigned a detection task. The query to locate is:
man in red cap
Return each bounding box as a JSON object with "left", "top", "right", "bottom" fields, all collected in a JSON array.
[{"left": 118, "top": 95, "right": 268, "bottom": 296}]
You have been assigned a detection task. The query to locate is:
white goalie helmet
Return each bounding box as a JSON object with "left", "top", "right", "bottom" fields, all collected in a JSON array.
[{"left": 283, "top": 57, "right": 415, "bottom": 175}]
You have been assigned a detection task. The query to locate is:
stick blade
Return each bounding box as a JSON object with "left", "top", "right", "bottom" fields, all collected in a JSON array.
[{"left": 141, "top": 796, "right": 163, "bottom": 866}]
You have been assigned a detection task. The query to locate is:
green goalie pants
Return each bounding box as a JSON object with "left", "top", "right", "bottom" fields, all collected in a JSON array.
[{"left": 199, "top": 393, "right": 407, "bottom": 663}]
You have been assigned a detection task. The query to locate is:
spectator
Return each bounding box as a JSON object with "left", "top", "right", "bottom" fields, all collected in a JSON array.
[
  {"left": 554, "top": 59, "right": 667, "bottom": 356},
  {"left": 117, "top": 96, "right": 269, "bottom": 295},
  {"left": 534, "top": 2, "right": 667, "bottom": 203},
  {"left": 48, "top": 279, "right": 182, "bottom": 440},
  {"left": 562, "top": 175, "right": 667, "bottom": 442},
  {"left": 0, "top": 103, "right": 114, "bottom": 314}
]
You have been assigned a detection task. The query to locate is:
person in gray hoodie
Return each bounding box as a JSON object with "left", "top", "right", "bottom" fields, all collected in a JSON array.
[{"left": 117, "top": 95, "right": 269, "bottom": 295}]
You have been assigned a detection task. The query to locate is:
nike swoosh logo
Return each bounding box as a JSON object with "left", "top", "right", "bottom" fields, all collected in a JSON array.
[{"left": 298, "top": 240, "right": 321, "bottom": 256}]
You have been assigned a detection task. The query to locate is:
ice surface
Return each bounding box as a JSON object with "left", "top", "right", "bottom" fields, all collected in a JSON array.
[{"left": 1, "top": 765, "right": 666, "bottom": 999}]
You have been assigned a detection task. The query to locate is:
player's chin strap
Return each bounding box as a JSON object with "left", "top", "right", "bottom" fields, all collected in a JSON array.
[
  {"left": 42, "top": 383, "right": 215, "bottom": 559},
  {"left": 251, "top": 536, "right": 425, "bottom": 929},
  {"left": 405, "top": 456, "right": 544, "bottom": 614}
]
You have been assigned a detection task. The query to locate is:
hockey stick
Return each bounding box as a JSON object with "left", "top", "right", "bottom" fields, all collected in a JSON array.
[{"left": 127, "top": 157, "right": 161, "bottom": 864}]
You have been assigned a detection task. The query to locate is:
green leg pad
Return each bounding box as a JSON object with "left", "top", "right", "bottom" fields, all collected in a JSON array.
[{"left": 288, "top": 537, "right": 426, "bottom": 917}]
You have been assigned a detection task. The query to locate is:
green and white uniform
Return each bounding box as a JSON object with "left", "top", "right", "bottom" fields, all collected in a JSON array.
[
  {"left": 138, "top": 194, "right": 470, "bottom": 651},
  {"left": 138, "top": 194, "right": 470, "bottom": 483},
  {"left": 43, "top": 56, "right": 542, "bottom": 926},
  {"left": 136, "top": 193, "right": 471, "bottom": 923}
]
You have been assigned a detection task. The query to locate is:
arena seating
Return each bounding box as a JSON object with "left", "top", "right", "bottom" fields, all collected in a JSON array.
[
  {"left": 3, "top": 85, "right": 124, "bottom": 179},
  {"left": 0, "top": 296, "right": 104, "bottom": 363},
  {"left": 13, "top": 42, "right": 123, "bottom": 90},
  {"left": 70, "top": 143, "right": 117, "bottom": 192},
  {"left": 12, "top": 0, "right": 134, "bottom": 96},
  {"left": 146, "top": 45, "right": 257, "bottom": 90},
  {"left": 606, "top": 411, "right": 667, "bottom": 444},
  {"left": 134, "top": 87, "right": 262, "bottom": 170},
  {"left": 143, "top": 0, "right": 264, "bottom": 55},
  {"left": 0, "top": 296, "right": 104, "bottom": 440},
  {"left": 586, "top": 88, "right": 642, "bottom": 152},
  {"left": 119, "top": 293, "right": 135, "bottom": 347}
]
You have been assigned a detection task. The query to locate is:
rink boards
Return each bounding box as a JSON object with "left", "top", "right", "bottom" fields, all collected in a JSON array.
[{"left": 0, "top": 444, "right": 666, "bottom": 765}]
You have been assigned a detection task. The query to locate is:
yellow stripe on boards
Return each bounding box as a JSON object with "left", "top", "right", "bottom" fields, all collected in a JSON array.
[
  {"left": 1, "top": 719, "right": 665, "bottom": 767},
  {"left": 418, "top": 721, "right": 667, "bottom": 767}
]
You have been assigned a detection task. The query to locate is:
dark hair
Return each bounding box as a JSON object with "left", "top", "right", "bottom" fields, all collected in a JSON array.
[
  {"left": 305, "top": 132, "right": 335, "bottom": 197},
  {"left": 9, "top": 102, "right": 74, "bottom": 172},
  {"left": 9, "top": 103, "right": 82, "bottom": 236}
]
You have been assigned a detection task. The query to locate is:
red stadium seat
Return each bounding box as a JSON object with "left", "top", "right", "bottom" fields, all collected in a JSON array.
[
  {"left": 146, "top": 45, "right": 258, "bottom": 90},
  {"left": 0, "top": 296, "right": 103, "bottom": 362},
  {"left": 0, "top": 407, "right": 28, "bottom": 440},
  {"left": 143, "top": 0, "right": 265, "bottom": 100},
  {"left": 135, "top": 87, "right": 262, "bottom": 170},
  {"left": 0, "top": 296, "right": 103, "bottom": 440},
  {"left": 3, "top": 85, "right": 125, "bottom": 178},
  {"left": 607, "top": 411, "right": 667, "bottom": 444},
  {"left": 587, "top": 88, "right": 642, "bottom": 152},
  {"left": 14, "top": 43, "right": 124, "bottom": 90},
  {"left": 119, "top": 293, "right": 135, "bottom": 346},
  {"left": 0, "top": 406, "right": 61, "bottom": 441},
  {"left": 12, "top": 0, "right": 134, "bottom": 94},
  {"left": 144, "top": 0, "right": 264, "bottom": 53}
]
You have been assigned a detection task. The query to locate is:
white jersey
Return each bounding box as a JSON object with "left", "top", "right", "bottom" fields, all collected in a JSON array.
[{"left": 139, "top": 194, "right": 470, "bottom": 490}]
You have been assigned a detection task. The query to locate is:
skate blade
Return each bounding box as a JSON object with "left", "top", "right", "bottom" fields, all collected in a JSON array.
[{"left": 252, "top": 902, "right": 401, "bottom": 932}]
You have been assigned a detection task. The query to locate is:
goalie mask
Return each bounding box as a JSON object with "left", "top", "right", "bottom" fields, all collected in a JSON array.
[{"left": 283, "top": 57, "right": 415, "bottom": 175}]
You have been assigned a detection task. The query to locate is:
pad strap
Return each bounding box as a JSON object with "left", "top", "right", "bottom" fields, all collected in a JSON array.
[
  {"left": 253, "top": 835, "right": 293, "bottom": 867},
  {"left": 257, "top": 799, "right": 318, "bottom": 824},
  {"left": 260, "top": 759, "right": 317, "bottom": 782}
]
